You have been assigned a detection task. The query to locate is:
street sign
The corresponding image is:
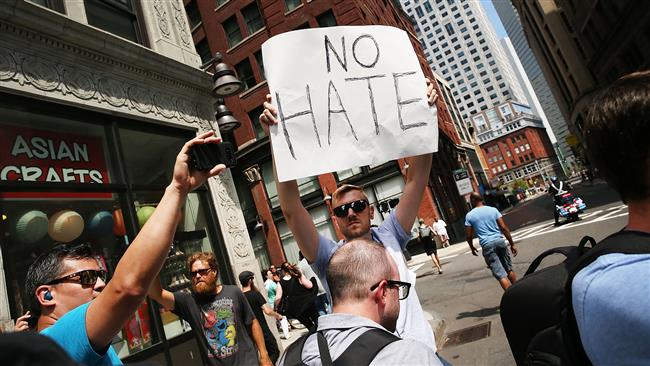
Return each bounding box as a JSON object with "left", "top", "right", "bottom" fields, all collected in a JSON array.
[{"left": 453, "top": 168, "right": 473, "bottom": 195}]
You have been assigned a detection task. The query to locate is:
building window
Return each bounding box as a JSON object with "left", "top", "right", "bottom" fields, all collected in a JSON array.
[
  {"left": 415, "top": 6, "right": 424, "bottom": 17},
  {"left": 216, "top": 0, "right": 228, "bottom": 7},
  {"left": 285, "top": 0, "right": 302, "bottom": 12},
  {"left": 84, "top": 0, "right": 143, "bottom": 44},
  {"left": 235, "top": 58, "right": 256, "bottom": 91},
  {"left": 254, "top": 50, "right": 265, "bottom": 80},
  {"left": 195, "top": 39, "right": 212, "bottom": 65},
  {"left": 185, "top": 1, "right": 201, "bottom": 30},
  {"left": 316, "top": 9, "right": 337, "bottom": 27},
  {"left": 424, "top": 1, "right": 433, "bottom": 12},
  {"left": 223, "top": 15, "right": 242, "bottom": 48},
  {"left": 445, "top": 23, "right": 454, "bottom": 35},
  {"left": 242, "top": 2, "right": 263, "bottom": 35}
]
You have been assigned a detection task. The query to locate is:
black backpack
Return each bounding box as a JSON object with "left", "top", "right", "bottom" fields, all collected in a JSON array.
[
  {"left": 283, "top": 327, "right": 399, "bottom": 366},
  {"left": 500, "top": 230, "right": 650, "bottom": 365}
]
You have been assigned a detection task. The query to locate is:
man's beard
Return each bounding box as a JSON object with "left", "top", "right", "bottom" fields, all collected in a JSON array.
[{"left": 193, "top": 279, "right": 217, "bottom": 296}]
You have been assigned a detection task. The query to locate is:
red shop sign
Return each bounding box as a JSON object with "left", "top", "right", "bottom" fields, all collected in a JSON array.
[{"left": 0, "top": 125, "right": 112, "bottom": 199}]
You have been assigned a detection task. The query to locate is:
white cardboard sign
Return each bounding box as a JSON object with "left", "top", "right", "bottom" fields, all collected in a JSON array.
[{"left": 262, "top": 25, "right": 438, "bottom": 182}]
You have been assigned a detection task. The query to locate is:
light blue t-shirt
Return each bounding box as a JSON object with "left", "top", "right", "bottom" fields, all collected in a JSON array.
[
  {"left": 464, "top": 205, "right": 503, "bottom": 246},
  {"left": 41, "top": 302, "right": 122, "bottom": 365},
  {"left": 572, "top": 253, "right": 650, "bottom": 365}
]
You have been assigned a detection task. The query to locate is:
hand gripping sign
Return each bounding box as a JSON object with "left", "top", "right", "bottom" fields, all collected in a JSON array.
[{"left": 262, "top": 25, "right": 438, "bottom": 182}]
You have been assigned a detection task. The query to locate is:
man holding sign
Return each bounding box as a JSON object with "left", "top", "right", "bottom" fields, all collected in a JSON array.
[{"left": 260, "top": 26, "right": 442, "bottom": 356}]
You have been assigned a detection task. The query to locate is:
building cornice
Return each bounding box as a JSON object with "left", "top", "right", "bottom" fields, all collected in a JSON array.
[{"left": 0, "top": 1, "right": 215, "bottom": 130}]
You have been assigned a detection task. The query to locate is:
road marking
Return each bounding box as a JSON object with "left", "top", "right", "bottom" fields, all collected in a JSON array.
[
  {"left": 513, "top": 222, "right": 552, "bottom": 237},
  {"left": 580, "top": 210, "right": 602, "bottom": 219},
  {"left": 520, "top": 210, "right": 628, "bottom": 239},
  {"left": 592, "top": 207, "right": 625, "bottom": 222},
  {"left": 607, "top": 204, "right": 626, "bottom": 211}
]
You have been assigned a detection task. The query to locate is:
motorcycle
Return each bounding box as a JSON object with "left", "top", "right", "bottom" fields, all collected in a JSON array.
[{"left": 555, "top": 192, "right": 587, "bottom": 222}]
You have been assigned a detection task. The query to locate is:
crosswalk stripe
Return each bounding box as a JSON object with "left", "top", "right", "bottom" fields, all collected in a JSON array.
[
  {"left": 515, "top": 207, "right": 628, "bottom": 240},
  {"left": 580, "top": 209, "right": 602, "bottom": 219}
]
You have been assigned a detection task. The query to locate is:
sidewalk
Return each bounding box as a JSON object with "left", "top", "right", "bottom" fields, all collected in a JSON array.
[{"left": 407, "top": 241, "right": 476, "bottom": 268}]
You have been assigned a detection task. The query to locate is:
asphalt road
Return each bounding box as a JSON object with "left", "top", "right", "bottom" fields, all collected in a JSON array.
[{"left": 412, "top": 180, "right": 626, "bottom": 365}]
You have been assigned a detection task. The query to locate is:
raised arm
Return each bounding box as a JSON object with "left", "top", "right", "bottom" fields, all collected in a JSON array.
[
  {"left": 86, "top": 131, "right": 225, "bottom": 351},
  {"left": 394, "top": 79, "right": 438, "bottom": 232},
  {"left": 261, "top": 95, "right": 320, "bottom": 262},
  {"left": 147, "top": 275, "right": 176, "bottom": 311}
]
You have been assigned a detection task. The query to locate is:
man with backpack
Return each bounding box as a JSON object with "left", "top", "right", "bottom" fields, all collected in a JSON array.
[
  {"left": 465, "top": 192, "right": 518, "bottom": 290},
  {"left": 570, "top": 71, "right": 650, "bottom": 364},
  {"left": 500, "top": 71, "right": 650, "bottom": 365},
  {"left": 278, "top": 238, "right": 442, "bottom": 365}
]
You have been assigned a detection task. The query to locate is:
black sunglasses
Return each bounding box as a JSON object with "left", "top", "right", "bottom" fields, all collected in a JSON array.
[
  {"left": 370, "top": 279, "right": 411, "bottom": 300},
  {"left": 190, "top": 268, "right": 213, "bottom": 278},
  {"left": 47, "top": 269, "right": 107, "bottom": 286},
  {"left": 332, "top": 199, "right": 369, "bottom": 218}
]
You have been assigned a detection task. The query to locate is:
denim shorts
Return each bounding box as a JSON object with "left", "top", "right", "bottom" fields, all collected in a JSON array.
[{"left": 481, "top": 238, "right": 513, "bottom": 279}]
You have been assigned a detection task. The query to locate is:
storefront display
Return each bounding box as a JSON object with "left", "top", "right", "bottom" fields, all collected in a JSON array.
[{"left": 0, "top": 99, "right": 230, "bottom": 362}]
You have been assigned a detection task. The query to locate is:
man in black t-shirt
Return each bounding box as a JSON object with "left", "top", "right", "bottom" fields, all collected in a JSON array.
[
  {"left": 239, "top": 270, "right": 282, "bottom": 363},
  {"left": 148, "top": 253, "right": 272, "bottom": 366}
]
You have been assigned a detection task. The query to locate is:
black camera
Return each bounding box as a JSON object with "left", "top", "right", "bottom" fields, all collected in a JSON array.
[{"left": 188, "top": 141, "right": 237, "bottom": 170}]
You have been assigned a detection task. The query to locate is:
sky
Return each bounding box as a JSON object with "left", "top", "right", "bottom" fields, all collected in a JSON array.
[{"left": 481, "top": 0, "right": 508, "bottom": 39}]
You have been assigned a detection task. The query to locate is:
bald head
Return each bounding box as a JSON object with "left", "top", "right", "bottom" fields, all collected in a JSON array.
[{"left": 326, "top": 238, "right": 394, "bottom": 305}]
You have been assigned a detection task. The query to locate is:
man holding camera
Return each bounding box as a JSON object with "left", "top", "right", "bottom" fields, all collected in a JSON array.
[{"left": 25, "top": 132, "right": 225, "bottom": 365}]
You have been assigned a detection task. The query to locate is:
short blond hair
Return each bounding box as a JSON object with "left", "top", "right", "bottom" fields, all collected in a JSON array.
[{"left": 332, "top": 184, "right": 369, "bottom": 206}]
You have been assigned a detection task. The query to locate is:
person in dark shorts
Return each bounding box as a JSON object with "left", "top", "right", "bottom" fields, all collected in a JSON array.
[
  {"left": 418, "top": 219, "right": 442, "bottom": 274},
  {"left": 465, "top": 192, "right": 518, "bottom": 290}
]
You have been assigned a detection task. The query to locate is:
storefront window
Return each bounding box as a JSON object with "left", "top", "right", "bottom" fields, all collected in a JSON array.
[
  {"left": 0, "top": 98, "right": 229, "bottom": 363},
  {"left": 119, "top": 128, "right": 186, "bottom": 186},
  {"left": 132, "top": 190, "right": 221, "bottom": 342}
]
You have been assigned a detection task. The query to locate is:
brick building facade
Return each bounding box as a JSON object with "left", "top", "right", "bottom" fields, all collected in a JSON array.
[{"left": 188, "top": 0, "right": 476, "bottom": 266}]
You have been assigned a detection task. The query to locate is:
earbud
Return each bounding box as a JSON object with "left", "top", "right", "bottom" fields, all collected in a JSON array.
[{"left": 44, "top": 291, "right": 53, "bottom": 301}]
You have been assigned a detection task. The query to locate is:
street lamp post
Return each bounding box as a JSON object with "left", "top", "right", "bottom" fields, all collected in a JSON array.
[{"left": 201, "top": 52, "right": 244, "bottom": 133}]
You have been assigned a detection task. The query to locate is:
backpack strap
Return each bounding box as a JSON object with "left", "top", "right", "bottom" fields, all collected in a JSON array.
[
  {"left": 563, "top": 230, "right": 650, "bottom": 365},
  {"left": 333, "top": 328, "right": 400, "bottom": 366},
  {"left": 283, "top": 329, "right": 316, "bottom": 366}
]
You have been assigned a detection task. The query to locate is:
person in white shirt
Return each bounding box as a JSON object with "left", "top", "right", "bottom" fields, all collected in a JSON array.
[{"left": 432, "top": 216, "right": 450, "bottom": 248}]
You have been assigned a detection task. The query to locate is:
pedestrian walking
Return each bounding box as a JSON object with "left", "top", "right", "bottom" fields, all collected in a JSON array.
[
  {"left": 239, "top": 271, "right": 282, "bottom": 364},
  {"left": 264, "top": 269, "right": 281, "bottom": 309},
  {"left": 418, "top": 219, "right": 443, "bottom": 274},
  {"left": 277, "top": 262, "right": 320, "bottom": 331},
  {"left": 432, "top": 215, "right": 450, "bottom": 248},
  {"left": 465, "top": 192, "right": 518, "bottom": 290},
  {"left": 297, "top": 251, "right": 330, "bottom": 315}
]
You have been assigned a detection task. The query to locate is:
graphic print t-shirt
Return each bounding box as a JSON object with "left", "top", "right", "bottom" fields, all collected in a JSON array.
[{"left": 173, "top": 286, "right": 258, "bottom": 366}]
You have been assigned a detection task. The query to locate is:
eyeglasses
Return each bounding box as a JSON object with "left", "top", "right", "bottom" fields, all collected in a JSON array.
[
  {"left": 190, "top": 268, "right": 213, "bottom": 278},
  {"left": 47, "top": 269, "right": 107, "bottom": 286},
  {"left": 332, "top": 199, "right": 369, "bottom": 218},
  {"left": 370, "top": 280, "right": 411, "bottom": 300}
]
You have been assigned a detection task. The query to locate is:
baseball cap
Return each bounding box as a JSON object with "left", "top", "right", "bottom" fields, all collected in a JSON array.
[{"left": 238, "top": 270, "right": 254, "bottom": 286}]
